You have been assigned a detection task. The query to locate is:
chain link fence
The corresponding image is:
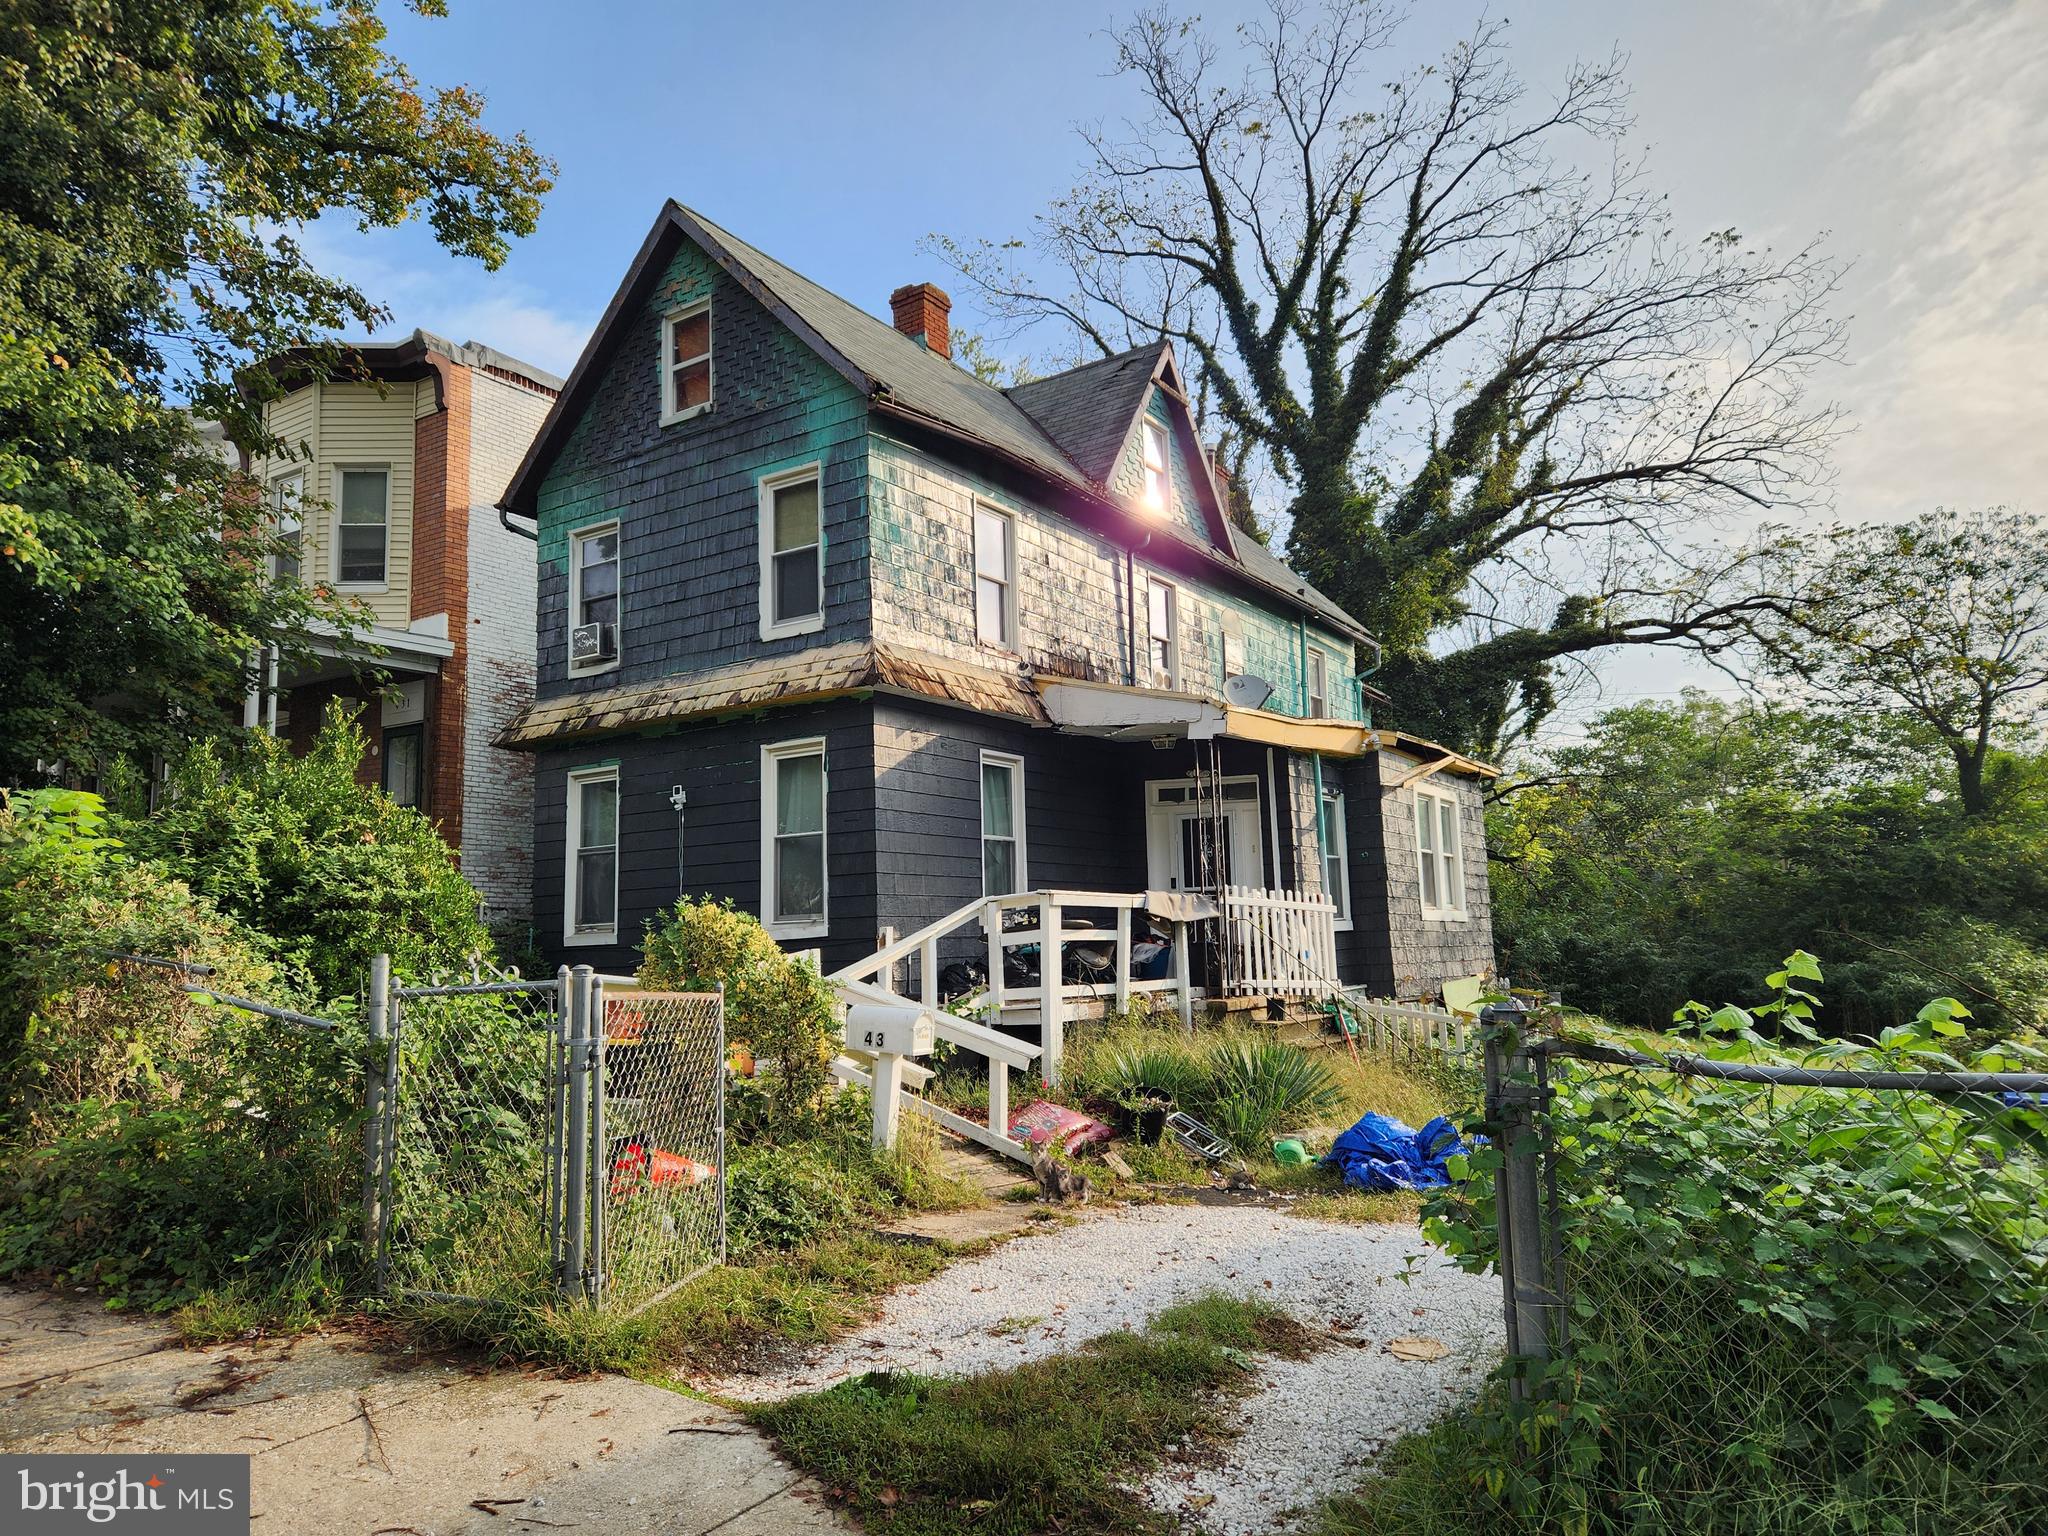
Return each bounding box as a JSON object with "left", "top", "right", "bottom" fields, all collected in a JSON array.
[
  {"left": 596, "top": 989, "right": 726, "bottom": 1310},
  {"left": 366, "top": 963, "right": 725, "bottom": 1311},
  {"left": 1481, "top": 1028, "right": 2048, "bottom": 1531}
]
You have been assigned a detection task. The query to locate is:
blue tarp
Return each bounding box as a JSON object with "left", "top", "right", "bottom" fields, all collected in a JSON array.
[{"left": 1324, "top": 1112, "right": 1471, "bottom": 1192}]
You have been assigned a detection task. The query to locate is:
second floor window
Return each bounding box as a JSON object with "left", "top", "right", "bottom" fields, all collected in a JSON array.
[
  {"left": 569, "top": 524, "right": 620, "bottom": 673},
  {"left": 1141, "top": 420, "right": 1171, "bottom": 513},
  {"left": 763, "top": 739, "right": 827, "bottom": 937},
  {"left": 662, "top": 302, "right": 712, "bottom": 423},
  {"left": 760, "top": 467, "right": 824, "bottom": 638},
  {"left": 271, "top": 473, "right": 303, "bottom": 582},
  {"left": 336, "top": 468, "right": 388, "bottom": 586},
  {"left": 974, "top": 504, "right": 1015, "bottom": 648},
  {"left": 1148, "top": 577, "right": 1178, "bottom": 688},
  {"left": 1221, "top": 624, "right": 1245, "bottom": 681},
  {"left": 1306, "top": 648, "right": 1329, "bottom": 717}
]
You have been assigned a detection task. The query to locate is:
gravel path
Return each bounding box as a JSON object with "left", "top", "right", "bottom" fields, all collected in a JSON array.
[{"left": 708, "top": 1202, "right": 1501, "bottom": 1535}]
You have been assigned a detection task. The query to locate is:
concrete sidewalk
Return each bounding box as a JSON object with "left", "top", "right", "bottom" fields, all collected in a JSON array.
[{"left": 1, "top": 1288, "right": 844, "bottom": 1535}]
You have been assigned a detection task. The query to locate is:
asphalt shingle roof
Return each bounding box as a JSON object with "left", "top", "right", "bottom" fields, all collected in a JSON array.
[
  {"left": 503, "top": 200, "right": 1370, "bottom": 641},
  {"left": 1004, "top": 343, "right": 1165, "bottom": 485},
  {"left": 685, "top": 207, "right": 1092, "bottom": 494}
]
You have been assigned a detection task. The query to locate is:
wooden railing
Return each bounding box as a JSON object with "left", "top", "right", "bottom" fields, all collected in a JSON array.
[{"left": 1217, "top": 884, "right": 1340, "bottom": 997}]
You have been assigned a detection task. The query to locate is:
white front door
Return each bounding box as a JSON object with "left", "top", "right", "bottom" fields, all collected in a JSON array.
[{"left": 1145, "top": 776, "right": 1264, "bottom": 891}]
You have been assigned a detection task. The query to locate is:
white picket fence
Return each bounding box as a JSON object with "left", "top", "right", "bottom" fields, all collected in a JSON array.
[
  {"left": 1336, "top": 993, "right": 1472, "bottom": 1060},
  {"left": 1218, "top": 884, "right": 1339, "bottom": 997}
]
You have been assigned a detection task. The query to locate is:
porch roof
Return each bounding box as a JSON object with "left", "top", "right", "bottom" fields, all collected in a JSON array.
[
  {"left": 496, "top": 640, "right": 1047, "bottom": 749},
  {"left": 1034, "top": 675, "right": 1372, "bottom": 756},
  {"left": 1034, "top": 675, "right": 1503, "bottom": 776}
]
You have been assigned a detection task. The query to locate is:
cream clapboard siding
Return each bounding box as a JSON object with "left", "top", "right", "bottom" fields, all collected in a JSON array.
[{"left": 258, "top": 380, "right": 422, "bottom": 629}]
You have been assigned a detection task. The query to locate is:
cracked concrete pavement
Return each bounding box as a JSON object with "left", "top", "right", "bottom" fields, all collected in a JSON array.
[{"left": 1, "top": 1288, "right": 844, "bottom": 1535}]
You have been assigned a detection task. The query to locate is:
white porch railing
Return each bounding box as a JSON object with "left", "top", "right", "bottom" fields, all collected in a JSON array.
[
  {"left": 1217, "top": 884, "right": 1339, "bottom": 997},
  {"left": 826, "top": 885, "right": 1351, "bottom": 1160},
  {"left": 1332, "top": 993, "right": 1472, "bottom": 1060}
]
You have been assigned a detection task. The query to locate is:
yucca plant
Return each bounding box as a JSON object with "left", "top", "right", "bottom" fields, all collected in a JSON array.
[
  {"left": 1195, "top": 1040, "right": 1344, "bottom": 1154},
  {"left": 1095, "top": 1041, "right": 1210, "bottom": 1113}
]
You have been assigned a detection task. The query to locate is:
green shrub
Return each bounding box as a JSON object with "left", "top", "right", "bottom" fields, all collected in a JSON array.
[
  {"left": 1200, "top": 1038, "right": 1345, "bottom": 1151},
  {"left": 639, "top": 897, "right": 834, "bottom": 1138},
  {"left": 1416, "top": 957, "right": 2048, "bottom": 1533},
  {"left": 126, "top": 703, "right": 492, "bottom": 999},
  {"left": 0, "top": 790, "right": 359, "bottom": 1309},
  {"left": 1070, "top": 1025, "right": 1346, "bottom": 1155},
  {"left": 727, "top": 1144, "right": 860, "bottom": 1252}
]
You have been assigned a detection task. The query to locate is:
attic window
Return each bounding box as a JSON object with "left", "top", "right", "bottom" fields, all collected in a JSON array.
[
  {"left": 662, "top": 302, "right": 712, "bottom": 423},
  {"left": 1141, "top": 421, "right": 1171, "bottom": 513}
]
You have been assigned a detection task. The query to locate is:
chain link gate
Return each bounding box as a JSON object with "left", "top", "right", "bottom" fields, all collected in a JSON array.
[{"left": 364, "top": 960, "right": 725, "bottom": 1310}]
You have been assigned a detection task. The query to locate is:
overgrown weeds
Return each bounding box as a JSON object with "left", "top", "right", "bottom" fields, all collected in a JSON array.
[
  {"left": 752, "top": 1294, "right": 1318, "bottom": 1535},
  {"left": 1335, "top": 957, "right": 2048, "bottom": 1535}
]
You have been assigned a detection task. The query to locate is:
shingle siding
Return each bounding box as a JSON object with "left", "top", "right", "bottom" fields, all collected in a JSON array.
[
  {"left": 532, "top": 239, "right": 871, "bottom": 701},
  {"left": 534, "top": 699, "right": 878, "bottom": 975},
  {"left": 1331, "top": 751, "right": 1495, "bottom": 998}
]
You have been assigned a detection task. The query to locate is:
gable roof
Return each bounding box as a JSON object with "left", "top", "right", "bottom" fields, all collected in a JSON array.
[
  {"left": 1005, "top": 342, "right": 1167, "bottom": 485},
  {"left": 499, "top": 200, "right": 1372, "bottom": 642}
]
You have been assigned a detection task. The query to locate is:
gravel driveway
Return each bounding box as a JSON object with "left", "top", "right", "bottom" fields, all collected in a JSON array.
[{"left": 708, "top": 1201, "right": 1501, "bottom": 1535}]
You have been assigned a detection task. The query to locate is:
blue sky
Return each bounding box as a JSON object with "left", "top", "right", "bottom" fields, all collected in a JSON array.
[{"left": 328, "top": 0, "right": 2047, "bottom": 727}]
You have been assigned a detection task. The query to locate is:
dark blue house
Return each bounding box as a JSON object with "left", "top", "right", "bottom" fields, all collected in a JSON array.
[{"left": 497, "top": 202, "right": 1497, "bottom": 1008}]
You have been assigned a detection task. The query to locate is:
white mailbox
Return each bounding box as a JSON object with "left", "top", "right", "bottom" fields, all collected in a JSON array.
[{"left": 845, "top": 1002, "right": 937, "bottom": 1059}]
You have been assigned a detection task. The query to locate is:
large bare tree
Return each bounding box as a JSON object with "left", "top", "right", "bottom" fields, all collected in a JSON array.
[{"left": 931, "top": 1, "right": 1845, "bottom": 753}]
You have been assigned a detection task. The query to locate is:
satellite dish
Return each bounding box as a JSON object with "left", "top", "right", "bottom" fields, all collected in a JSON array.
[{"left": 1223, "top": 672, "right": 1275, "bottom": 709}]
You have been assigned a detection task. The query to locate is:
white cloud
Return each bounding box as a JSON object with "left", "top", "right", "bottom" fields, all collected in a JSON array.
[
  {"left": 293, "top": 221, "right": 594, "bottom": 379},
  {"left": 1831, "top": 0, "right": 2048, "bottom": 515}
]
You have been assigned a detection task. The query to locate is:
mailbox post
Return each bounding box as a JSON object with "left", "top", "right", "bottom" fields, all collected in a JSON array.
[{"left": 845, "top": 1001, "right": 937, "bottom": 1150}]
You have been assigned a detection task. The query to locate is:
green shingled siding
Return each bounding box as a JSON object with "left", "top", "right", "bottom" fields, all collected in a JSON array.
[
  {"left": 1105, "top": 387, "right": 1211, "bottom": 543},
  {"left": 867, "top": 431, "right": 1362, "bottom": 721}
]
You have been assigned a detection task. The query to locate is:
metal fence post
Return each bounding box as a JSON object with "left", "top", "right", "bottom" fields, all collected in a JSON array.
[
  {"left": 562, "top": 965, "right": 593, "bottom": 1302},
  {"left": 589, "top": 973, "right": 608, "bottom": 1308},
  {"left": 1486, "top": 1011, "right": 1556, "bottom": 1392},
  {"left": 362, "top": 954, "right": 390, "bottom": 1262},
  {"left": 715, "top": 982, "right": 728, "bottom": 1267},
  {"left": 544, "top": 965, "right": 570, "bottom": 1287}
]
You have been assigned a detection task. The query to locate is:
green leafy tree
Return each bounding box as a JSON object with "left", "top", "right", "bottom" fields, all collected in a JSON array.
[
  {"left": 1491, "top": 695, "right": 2048, "bottom": 1037},
  {"left": 0, "top": 0, "right": 554, "bottom": 781},
  {"left": 1758, "top": 507, "right": 2048, "bottom": 816},
  {"left": 932, "top": 1, "right": 1840, "bottom": 754},
  {"left": 126, "top": 705, "right": 493, "bottom": 998}
]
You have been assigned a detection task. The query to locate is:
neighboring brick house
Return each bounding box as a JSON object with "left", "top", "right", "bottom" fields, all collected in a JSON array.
[
  {"left": 495, "top": 203, "right": 1495, "bottom": 998},
  {"left": 244, "top": 331, "right": 560, "bottom": 925}
]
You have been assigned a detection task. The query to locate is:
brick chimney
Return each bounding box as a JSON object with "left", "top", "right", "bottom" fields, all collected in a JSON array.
[{"left": 889, "top": 283, "right": 952, "bottom": 359}]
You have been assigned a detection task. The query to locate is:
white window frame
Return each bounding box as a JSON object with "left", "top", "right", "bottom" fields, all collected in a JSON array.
[
  {"left": 567, "top": 521, "right": 621, "bottom": 677},
  {"left": 1306, "top": 648, "right": 1329, "bottom": 718},
  {"left": 1140, "top": 419, "right": 1171, "bottom": 514},
  {"left": 1147, "top": 574, "right": 1179, "bottom": 689},
  {"left": 758, "top": 463, "right": 826, "bottom": 641},
  {"left": 1416, "top": 785, "right": 1466, "bottom": 921},
  {"left": 564, "top": 766, "right": 620, "bottom": 946},
  {"left": 660, "top": 300, "right": 714, "bottom": 425},
  {"left": 761, "top": 738, "right": 829, "bottom": 940},
  {"left": 1221, "top": 623, "right": 1246, "bottom": 681},
  {"left": 270, "top": 472, "right": 305, "bottom": 583},
  {"left": 1321, "top": 786, "right": 1352, "bottom": 930},
  {"left": 332, "top": 465, "right": 390, "bottom": 590},
  {"left": 973, "top": 501, "right": 1017, "bottom": 650},
  {"left": 979, "top": 750, "right": 1028, "bottom": 897}
]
